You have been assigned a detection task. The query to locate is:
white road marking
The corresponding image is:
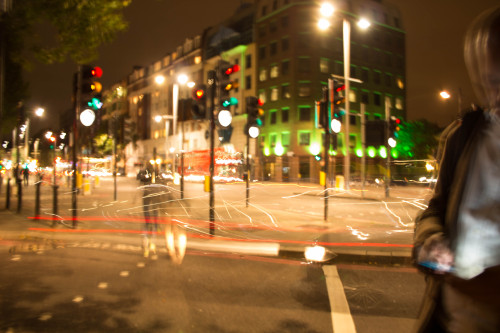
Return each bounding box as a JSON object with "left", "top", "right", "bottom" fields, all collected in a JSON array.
[
  {"left": 323, "top": 265, "right": 357, "bottom": 333},
  {"left": 120, "top": 271, "right": 129, "bottom": 277}
]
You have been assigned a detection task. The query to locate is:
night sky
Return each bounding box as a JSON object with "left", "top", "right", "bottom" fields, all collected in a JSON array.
[{"left": 24, "top": 0, "right": 500, "bottom": 133}]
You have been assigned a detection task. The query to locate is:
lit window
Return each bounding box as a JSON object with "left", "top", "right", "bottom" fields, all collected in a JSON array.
[
  {"left": 259, "top": 68, "right": 267, "bottom": 82},
  {"left": 396, "top": 97, "right": 403, "bottom": 110},
  {"left": 270, "top": 64, "right": 279, "bottom": 78},
  {"left": 320, "top": 58, "right": 329, "bottom": 73},
  {"left": 299, "top": 132, "right": 310, "bottom": 145},
  {"left": 271, "top": 87, "right": 279, "bottom": 101}
]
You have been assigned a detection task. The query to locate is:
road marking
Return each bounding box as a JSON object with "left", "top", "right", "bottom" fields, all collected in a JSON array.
[
  {"left": 323, "top": 265, "right": 356, "bottom": 333},
  {"left": 120, "top": 271, "right": 129, "bottom": 277}
]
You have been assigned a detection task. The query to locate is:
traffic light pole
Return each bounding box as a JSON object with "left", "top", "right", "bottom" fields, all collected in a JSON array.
[
  {"left": 322, "top": 86, "right": 329, "bottom": 221},
  {"left": 208, "top": 70, "right": 216, "bottom": 235},
  {"left": 246, "top": 134, "right": 250, "bottom": 208},
  {"left": 71, "top": 67, "right": 81, "bottom": 228},
  {"left": 385, "top": 97, "right": 391, "bottom": 198}
]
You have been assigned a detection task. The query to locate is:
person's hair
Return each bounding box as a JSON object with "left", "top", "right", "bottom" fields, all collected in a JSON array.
[{"left": 464, "top": 6, "right": 500, "bottom": 106}]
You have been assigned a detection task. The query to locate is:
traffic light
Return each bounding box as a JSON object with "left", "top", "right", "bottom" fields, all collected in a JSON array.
[
  {"left": 389, "top": 116, "right": 402, "bottom": 138},
  {"left": 388, "top": 116, "right": 402, "bottom": 147},
  {"left": 245, "top": 96, "right": 264, "bottom": 138},
  {"left": 219, "top": 60, "right": 240, "bottom": 108},
  {"left": 333, "top": 80, "right": 345, "bottom": 114},
  {"left": 315, "top": 100, "right": 328, "bottom": 129},
  {"left": 191, "top": 84, "right": 207, "bottom": 119},
  {"left": 81, "top": 65, "right": 103, "bottom": 111}
]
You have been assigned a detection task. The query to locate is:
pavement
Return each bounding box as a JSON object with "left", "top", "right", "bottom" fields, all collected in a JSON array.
[{"left": 0, "top": 176, "right": 424, "bottom": 266}]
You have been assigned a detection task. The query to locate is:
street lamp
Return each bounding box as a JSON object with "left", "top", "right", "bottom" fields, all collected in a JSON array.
[{"left": 318, "top": 3, "right": 370, "bottom": 190}]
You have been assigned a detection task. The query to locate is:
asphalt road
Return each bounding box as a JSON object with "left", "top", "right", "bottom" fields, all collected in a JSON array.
[{"left": 0, "top": 241, "right": 424, "bottom": 333}]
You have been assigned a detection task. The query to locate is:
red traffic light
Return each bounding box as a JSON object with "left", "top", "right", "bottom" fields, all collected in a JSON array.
[
  {"left": 257, "top": 98, "right": 264, "bottom": 106},
  {"left": 335, "top": 84, "right": 345, "bottom": 92},
  {"left": 224, "top": 64, "right": 240, "bottom": 75},
  {"left": 91, "top": 66, "right": 103, "bottom": 78},
  {"left": 195, "top": 89, "right": 204, "bottom": 99}
]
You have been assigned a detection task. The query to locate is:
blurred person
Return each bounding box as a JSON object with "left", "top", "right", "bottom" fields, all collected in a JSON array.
[
  {"left": 139, "top": 164, "right": 161, "bottom": 258},
  {"left": 22, "top": 167, "right": 29, "bottom": 186},
  {"left": 413, "top": 6, "right": 500, "bottom": 333}
]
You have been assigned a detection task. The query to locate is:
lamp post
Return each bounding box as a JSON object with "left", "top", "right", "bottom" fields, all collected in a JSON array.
[
  {"left": 318, "top": 3, "right": 370, "bottom": 190},
  {"left": 155, "top": 73, "right": 193, "bottom": 199}
]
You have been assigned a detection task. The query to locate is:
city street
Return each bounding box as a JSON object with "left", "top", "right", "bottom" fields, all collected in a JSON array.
[{"left": 0, "top": 176, "right": 427, "bottom": 332}]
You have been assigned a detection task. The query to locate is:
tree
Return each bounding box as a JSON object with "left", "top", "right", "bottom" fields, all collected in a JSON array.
[
  {"left": 394, "top": 119, "right": 442, "bottom": 160},
  {"left": 11, "top": 0, "right": 131, "bottom": 65},
  {"left": 0, "top": 0, "right": 130, "bottom": 136}
]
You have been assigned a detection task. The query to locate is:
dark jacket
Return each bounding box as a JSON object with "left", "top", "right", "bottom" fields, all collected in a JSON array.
[{"left": 412, "top": 109, "right": 496, "bottom": 332}]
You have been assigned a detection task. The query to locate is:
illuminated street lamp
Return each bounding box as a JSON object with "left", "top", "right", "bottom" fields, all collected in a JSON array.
[{"left": 318, "top": 3, "right": 370, "bottom": 190}]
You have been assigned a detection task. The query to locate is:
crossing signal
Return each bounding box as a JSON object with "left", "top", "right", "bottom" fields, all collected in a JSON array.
[
  {"left": 191, "top": 84, "right": 207, "bottom": 119},
  {"left": 246, "top": 96, "right": 264, "bottom": 138}
]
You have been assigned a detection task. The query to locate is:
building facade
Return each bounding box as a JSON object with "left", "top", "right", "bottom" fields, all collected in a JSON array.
[{"left": 103, "top": 0, "right": 406, "bottom": 182}]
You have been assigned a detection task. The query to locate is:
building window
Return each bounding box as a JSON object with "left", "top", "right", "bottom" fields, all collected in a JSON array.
[
  {"left": 320, "top": 58, "right": 329, "bottom": 73},
  {"left": 246, "top": 54, "right": 252, "bottom": 68},
  {"left": 374, "top": 71, "right": 381, "bottom": 84},
  {"left": 298, "top": 58, "right": 310, "bottom": 73},
  {"left": 270, "top": 110, "right": 277, "bottom": 124},
  {"left": 385, "top": 73, "right": 392, "bottom": 87},
  {"left": 362, "top": 68, "right": 370, "bottom": 83},
  {"left": 259, "top": 68, "right": 267, "bottom": 82},
  {"left": 361, "top": 93, "right": 369, "bottom": 104},
  {"left": 395, "top": 97, "right": 403, "bottom": 110},
  {"left": 282, "top": 60, "right": 290, "bottom": 75},
  {"left": 270, "top": 41, "right": 278, "bottom": 55},
  {"left": 299, "top": 132, "right": 310, "bottom": 146},
  {"left": 281, "top": 85, "right": 291, "bottom": 99},
  {"left": 374, "top": 93, "right": 382, "bottom": 106},
  {"left": 298, "top": 82, "right": 311, "bottom": 97},
  {"left": 259, "top": 90, "right": 266, "bottom": 104},
  {"left": 270, "top": 64, "right": 279, "bottom": 78},
  {"left": 282, "top": 132, "right": 290, "bottom": 146},
  {"left": 282, "top": 37, "right": 289, "bottom": 51},
  {"left": 259, "top": 45, "right": 266, "bottom": 60},
  {"left": 270, "top": 133, "right": 277, "bottom": 147},
  {"left": 261, "top": 5, "right": 267, "bottom": 17},
  {"left": 246, "top": 75, "right": 252, "bottom": 90},
  {"left": 270, "top": 20, "right": 277, "bottom": 33},
  {"left": 271, "top": 87, "right": 279, "bottom": 101},
  {"left": 272, "top": 0, "right": 278, "bottom": 11},
  {"left": 281, "top": 15, "right": 289, "bottom": 27},
  {"left": 299, "top": 106, "right": 312, "bottom": 121},
  {"left": 282, "top": 108, "right": 289, "bottom": 123},
  {"left": 347, "top": 90, "right": 355, "bottom": 103}
]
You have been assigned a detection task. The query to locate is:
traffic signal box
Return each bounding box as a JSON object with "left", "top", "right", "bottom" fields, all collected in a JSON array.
[
  {"left": 81, "top": 65, "right": 103, "bottom": 111},
  {"left": 245, "top": 96, "right": 264, "bottom": 138},
  {"left": 219, "top": 61, "right": 240, "bottom": 108},
  {"left": 191, "top": 84, "right": 207, "bottom": 119},
  {"left": 333, "top": 80, "right": 345, "bottom": 114},
  {"left": 389, "top": 116, "right": 402, "bottom": 139}
]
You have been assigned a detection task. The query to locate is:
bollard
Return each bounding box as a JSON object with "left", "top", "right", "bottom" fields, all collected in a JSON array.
[
  {"left": 53, "top": 184, "right": 59, "bottom": 218},
  {"left": 5, "top": 178, "right": 10, "bottom": 210},
  {"left": 35, "top": 181, "right": 41, "bottom": 218},
  {"left": 16, "top": 178, "right": 22, "bottom": 214}
]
